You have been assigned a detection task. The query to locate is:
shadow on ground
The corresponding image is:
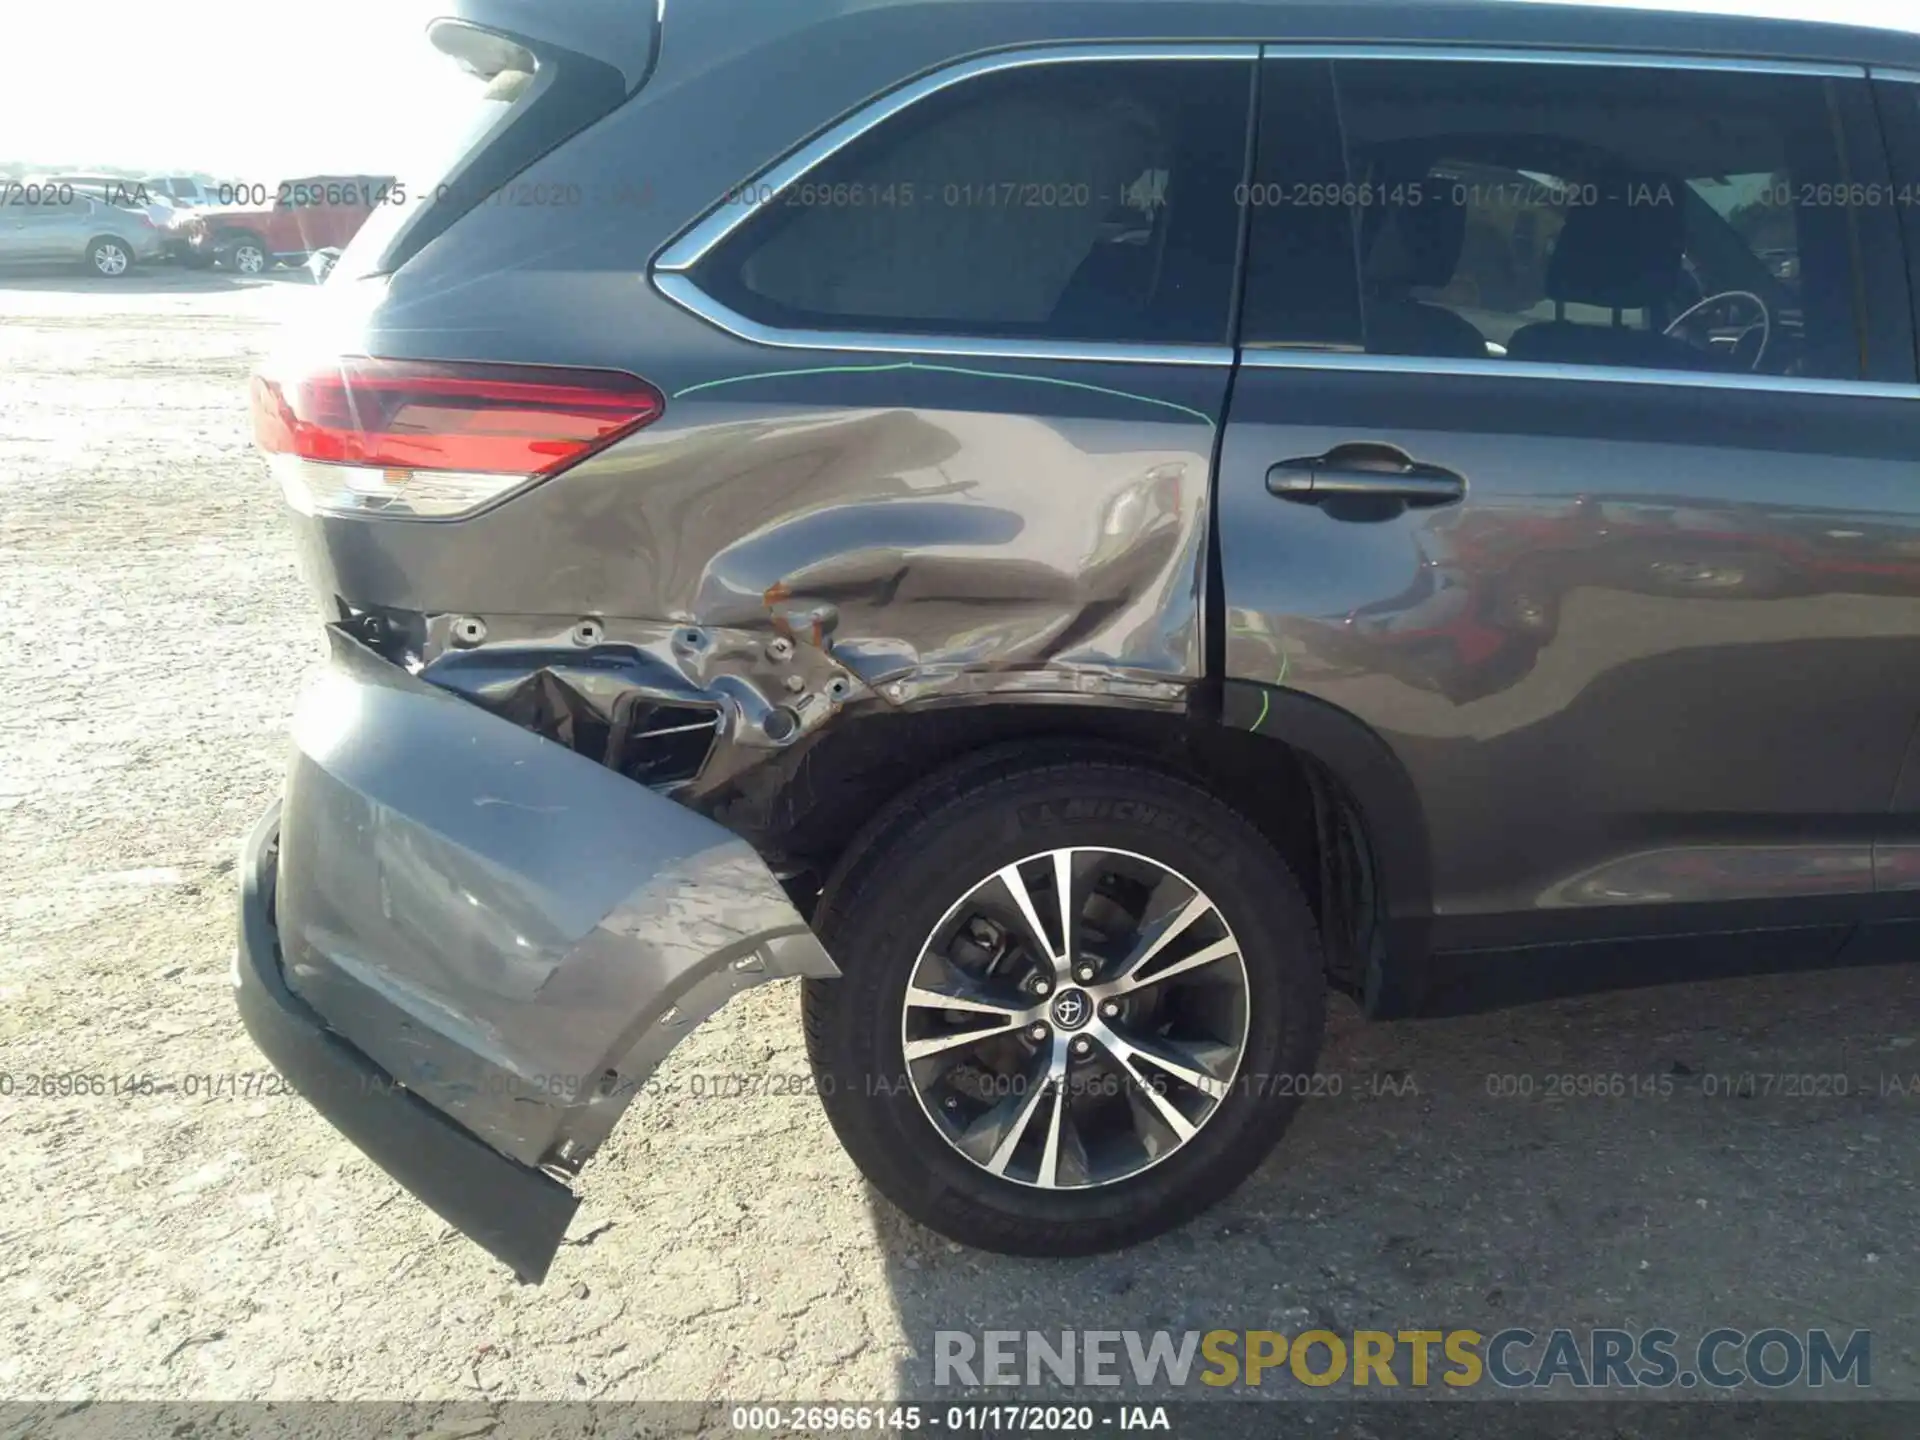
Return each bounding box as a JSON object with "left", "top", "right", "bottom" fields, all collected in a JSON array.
[{"left": 867, "top": 957, "right": 1920, "bottom": 1422}]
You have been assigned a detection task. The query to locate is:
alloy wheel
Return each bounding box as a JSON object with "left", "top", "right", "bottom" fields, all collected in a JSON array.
[
  {"left": 93, "top": 244, "right": 128, "bottom": 276},
  {"left": 901, "top": 846, "right": 1250, "bottom": 1189}
]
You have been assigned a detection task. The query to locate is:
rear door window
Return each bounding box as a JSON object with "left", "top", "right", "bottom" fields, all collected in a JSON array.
[
  {"left": 688, "top": 56, "right": 1254, "bottom": 346},
  {"left": 1244, "top": 56, "right": 1902, "bottom": 382}
]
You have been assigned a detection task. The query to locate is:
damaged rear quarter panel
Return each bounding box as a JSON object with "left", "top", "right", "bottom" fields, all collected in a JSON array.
[
  {"left": 290, "top": 358, "right": 1230, "bottom": 734},
  {"left": 284, "top": 23, "right": 1236, "bottom": 763},
  {"left": 281, "top": 6, "right": 1240, "bottom": 749},
  {"left": 262, "top": 16, "right": 1241, "bottom": 1205}
]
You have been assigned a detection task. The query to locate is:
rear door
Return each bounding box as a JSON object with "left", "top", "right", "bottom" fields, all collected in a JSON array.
[{"left": 1218, "top": 49, "right": 1920, "bottom": 964}]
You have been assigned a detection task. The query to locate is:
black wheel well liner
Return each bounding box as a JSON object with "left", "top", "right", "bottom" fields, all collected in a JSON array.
[{"left": 701, "top": 683, "right": 1434, "bottom": 1014}]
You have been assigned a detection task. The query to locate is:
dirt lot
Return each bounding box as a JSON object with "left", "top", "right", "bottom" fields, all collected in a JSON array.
[{"left": 2, "top": 271, "right": 1918, "bottom": 1415}]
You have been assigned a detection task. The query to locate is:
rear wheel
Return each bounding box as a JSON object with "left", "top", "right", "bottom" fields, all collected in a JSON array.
[
  {"left": 86, "top": 237, "right": 133, "bottom": 278},
  {"left": 803, "top": 750, "right": 1326, "bottom": 1254}
]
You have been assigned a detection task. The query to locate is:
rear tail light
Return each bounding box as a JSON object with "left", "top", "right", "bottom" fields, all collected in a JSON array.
[{"left": 251, "top": 357, "right": 665, "bottom": 519}]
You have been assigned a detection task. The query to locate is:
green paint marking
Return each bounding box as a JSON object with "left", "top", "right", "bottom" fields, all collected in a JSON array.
[
  {"left": 1247, "top": 655, "right": 1288, "bottom": 732},
  {"left": 673, "top": 359, "right": 1216, "bottom": 426}
]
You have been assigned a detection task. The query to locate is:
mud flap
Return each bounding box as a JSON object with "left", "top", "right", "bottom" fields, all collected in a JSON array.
[{"left": 268, "top": 629, "right": 836, "bottom": 1187}]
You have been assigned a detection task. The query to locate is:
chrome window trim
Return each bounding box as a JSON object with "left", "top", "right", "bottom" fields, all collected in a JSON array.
[
  {"left": 1257, "top": 44, "right": 1862, "bottom": 78},
  {"left": 655, "top": 43, "right": 1259, "bottom": 274},
  {"left": 653, "top": 273, "right": 1234, "bottom": 367},
  {"left": 1240, "top": 348, "right": 1920, "bottom": 401},
  {"left": 651, "top": 39, "right": 1873, "bottom": 367},
  {"left": 1871, "top": 68, "right": 1920, "bottom": 84}
]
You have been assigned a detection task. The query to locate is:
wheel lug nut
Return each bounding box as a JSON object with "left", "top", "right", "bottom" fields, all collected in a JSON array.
[
  {"left": 1074, "top": 965, "right": 1095, "bottom": 982},
  {"left": 1100, "top": 1000, "right": 1120, "bottom": 1018},
  {"left": 1032, "top": 980, "right": 1051, "bottom": 996},
  {"left": 1072, "top": 1038, "right": 1091, "bottom": 1056},
  {"left": 1029, "top": 1024, "right": 1049, "bottom": 1042}
]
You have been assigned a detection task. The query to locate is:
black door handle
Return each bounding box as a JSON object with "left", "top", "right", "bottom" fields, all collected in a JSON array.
[{"left": 1267, "top": 443, "right": 1465, "bottom": 508}]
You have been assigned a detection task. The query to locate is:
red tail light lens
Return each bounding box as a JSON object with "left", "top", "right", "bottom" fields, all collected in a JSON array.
[{"left": 251, "top": 357, "right": 665, "bottom": 519}]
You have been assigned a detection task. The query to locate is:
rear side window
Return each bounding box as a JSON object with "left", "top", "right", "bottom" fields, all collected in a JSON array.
[
  {"left": 1245, "top": 58, "right": 1888, "bottom": 381},
  {"left": 690, "top": 58, "right": 1253, "bottom": 346}
]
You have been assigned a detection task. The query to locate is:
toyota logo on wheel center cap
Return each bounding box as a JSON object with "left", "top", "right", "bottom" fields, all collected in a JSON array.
[{"left": 1050, "top": 988, "right": 1092, "bottom": 1032}]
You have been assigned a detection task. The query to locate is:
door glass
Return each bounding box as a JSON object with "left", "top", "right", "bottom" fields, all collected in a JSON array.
[
  {"left": 691, "top": 58, "right": 1253, "bottom": 345},
  {"left": 1244, "top": 58, "right": 1872, "bottom": 380}
]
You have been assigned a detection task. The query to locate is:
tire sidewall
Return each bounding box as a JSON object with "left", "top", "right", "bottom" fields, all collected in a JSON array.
[{"left": 813, "top": 762, "right": 1324, "bottom": 1244}]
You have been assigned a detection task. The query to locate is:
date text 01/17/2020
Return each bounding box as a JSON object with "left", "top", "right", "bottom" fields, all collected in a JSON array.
[{"left": 727, "top": 1405, "right": 1172, "bottom": 1433}]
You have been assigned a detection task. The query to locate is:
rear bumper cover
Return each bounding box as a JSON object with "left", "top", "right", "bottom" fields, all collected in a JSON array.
[
  {"left": 234, "top": 804, "right": 580, "bottom": 1280},
  {"left": 235, "top": 629, "right": 837, "bottom": 1280}
]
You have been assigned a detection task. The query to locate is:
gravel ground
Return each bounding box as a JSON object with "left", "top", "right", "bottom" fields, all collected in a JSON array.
[{"left": 2, "top": 271, "right": 1918, "bottom": 1417}]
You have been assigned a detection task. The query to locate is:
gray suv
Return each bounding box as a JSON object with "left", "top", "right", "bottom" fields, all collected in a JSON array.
[{"left": 235, "top": 0, "right": 1920, "bottom": 1281}]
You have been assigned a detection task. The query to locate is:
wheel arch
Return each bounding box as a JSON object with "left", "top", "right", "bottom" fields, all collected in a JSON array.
[
  {"left": 1219, "top": 680, "right": 1435, "bottom": 1015},
  {"left": 697, "top": 686, "right": 1436, "bottom": 1015}
]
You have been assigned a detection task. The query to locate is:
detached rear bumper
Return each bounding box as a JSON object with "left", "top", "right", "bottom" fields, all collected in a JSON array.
[
  {"left": 234, "top": 804, "right": 580, "bottom": 1281},
  {"left": 235, "top": 629, "right": 837, "bottom": 1281}
]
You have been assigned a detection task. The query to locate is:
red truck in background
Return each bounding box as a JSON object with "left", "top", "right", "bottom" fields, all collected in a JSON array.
[{"left": 175, "top": 176, "right": 396, "bottom": 274}]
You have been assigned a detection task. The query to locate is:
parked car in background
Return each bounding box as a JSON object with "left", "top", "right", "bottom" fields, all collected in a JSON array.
[
  {"left": 143, "top": 176, "right": 213, "bottom": 207},
  {"left": 45, "top": 173, "right": 135, "bottom": 195},
  {"left": 180, "top": 175, "right": 395, "bottom": 274},
  {"left": 63, "top": 180, "right": 177, "bottom": 229},
  {"left": 1, "top": 183, "right": 164, "bottom": 276}
]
